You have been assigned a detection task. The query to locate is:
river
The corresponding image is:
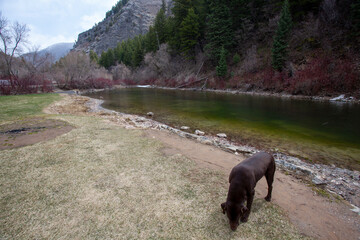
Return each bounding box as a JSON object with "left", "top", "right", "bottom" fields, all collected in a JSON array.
[{"left": 86, "top": 87, "right": 360, "bottom": 170}]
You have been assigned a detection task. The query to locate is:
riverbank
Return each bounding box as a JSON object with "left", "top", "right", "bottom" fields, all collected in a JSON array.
[
  {"left": 45, "top": 93, "right": 360, "bottom": 239},
  {"left": 85, "top": 96, "right": 360, "bottom": 209},
  {"left": 133, "top": 85, "right": 360, "bottom": 104}
]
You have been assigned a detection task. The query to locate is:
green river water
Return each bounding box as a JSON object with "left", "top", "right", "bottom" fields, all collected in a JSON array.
[{"left": 86, "top": 88, "right": 360, "bottom": 170}]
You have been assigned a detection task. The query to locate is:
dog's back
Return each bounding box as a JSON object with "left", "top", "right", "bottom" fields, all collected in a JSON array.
[{"left": 230, "top": 152, "right": 274, "bottom": 184}]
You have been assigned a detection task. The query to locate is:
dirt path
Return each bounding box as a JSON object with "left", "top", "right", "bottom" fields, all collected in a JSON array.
[
  {"left": 146, "top": 130, "right": 360, "bottom": 240},
  {"left": 44, "top": 94, "right": 359, "bottom": 239}
]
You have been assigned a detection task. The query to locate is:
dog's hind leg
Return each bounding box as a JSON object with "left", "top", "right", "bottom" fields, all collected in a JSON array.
[{"left": 265, "top": 160, "right": 275, "bottom": 202}]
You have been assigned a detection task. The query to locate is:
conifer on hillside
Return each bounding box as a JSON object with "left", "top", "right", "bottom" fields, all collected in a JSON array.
[
  {"left": 271, "top": 0, "right": 292, "bottom": 72},
  {"left": 205, "top": 0, "right": 234, "bottom": 62},
  {"left": 180, "top": 8, "right": 200, "bottom": 59},
  {"left": 216, "top": 46, "right": 227, "bottom": 77}
]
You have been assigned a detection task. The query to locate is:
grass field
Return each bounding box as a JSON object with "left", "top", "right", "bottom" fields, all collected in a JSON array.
[
  {"left": 0, "top": 94, "right": 61, "bottom": 122},
  {"left": 0, "top": 94, "right": 308, "bottom": 239}
]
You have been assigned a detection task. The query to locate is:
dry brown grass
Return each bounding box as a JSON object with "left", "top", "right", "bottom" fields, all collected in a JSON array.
[
  {"left": 0, "top": 114, "right": 309, "bottom": 239},
  {"left": 43, "top": 94, "right": 89, "bottom": 115}
]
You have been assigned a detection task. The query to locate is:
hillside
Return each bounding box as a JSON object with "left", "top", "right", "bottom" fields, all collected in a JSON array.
[
  {"left": 74, "top": 0, "right": 173, "bottom": 54},
  {"left": 39, "top": 43, "right": 73, "bottom": 62},
  {"left": 72, "top": 0, "right": 360, "bottom": 97}
]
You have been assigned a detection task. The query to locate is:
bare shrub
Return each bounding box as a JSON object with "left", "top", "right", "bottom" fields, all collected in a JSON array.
[
  {"left": 0, "top": 50, "right": 54, "bottom": 95},
  {"left": 144, "top": 44, "right": 171, "bottom": 76},
  {"left": 320, "top": 0, "right": 339, "bottom": 25},
  {"left": 290, "top": 13, "right": 320, "bottom": 54},
  {"left": 130, "top": 65, "right": 157, "bottom": 84},
  {"left": 52, "top": 51, "right": 111, "bottom": 90},
  {"left": 144, "top": 44, "right": 197, "bottom": 81},
  {"left": 111, "top": 63, "right": 131, "bottom": 81},
  {"left": 240, "top": 45, "right": 258, "bottom": 74}
]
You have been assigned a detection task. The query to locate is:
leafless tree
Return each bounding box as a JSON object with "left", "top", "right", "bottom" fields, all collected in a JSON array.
[
  {"left": 240, "top": 45, "right": 258, "bottom": 74},
  {"left": 0, "top": 11, "right": 29, "bottom": 78},
  {"left": 320, "top": 0, "right": 339, "bottom": 24},
  {"left": 52, "top": 51, "right": 110, "bottom": 89},
  {"left": 111, "top": 63, "right": 132, "bottom": 80},
  {"left": 22, "top": 46, "right": 54, "bottom": 77}
]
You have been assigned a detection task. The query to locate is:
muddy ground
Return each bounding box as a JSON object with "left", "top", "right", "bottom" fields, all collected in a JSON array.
[{"left": 0, "top": 118, "right": 73, "bottom": 151}]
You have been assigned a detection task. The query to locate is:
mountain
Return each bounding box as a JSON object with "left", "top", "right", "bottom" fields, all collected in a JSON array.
[
  {"left": 39, "top": 42, "right": 73, "bottom": 62},
  {"left": 73, "top": 0, "right": 173, "bottom": 54}
]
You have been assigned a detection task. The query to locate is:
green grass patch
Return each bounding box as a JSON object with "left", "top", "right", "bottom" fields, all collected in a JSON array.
[{"left": 0, "top": 93, "right": 61, "bottom": 123}]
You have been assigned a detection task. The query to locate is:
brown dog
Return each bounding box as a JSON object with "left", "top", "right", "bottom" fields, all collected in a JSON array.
[{"left": 221, "top": 152, "right": 275, "bottom": 231}]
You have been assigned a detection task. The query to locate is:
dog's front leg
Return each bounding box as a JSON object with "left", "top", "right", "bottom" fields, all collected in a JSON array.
[{"left": 241, "top": 190, "right": 254, "bottom": 222}]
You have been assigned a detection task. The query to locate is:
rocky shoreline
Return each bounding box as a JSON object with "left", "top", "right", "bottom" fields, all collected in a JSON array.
[{"left": 85, "top": 96, "right": 360, "bottom": 211}]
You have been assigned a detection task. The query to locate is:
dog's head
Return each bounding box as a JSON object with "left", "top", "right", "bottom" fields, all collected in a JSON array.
[{"left": 221, "top": 202, "right": 248, "bottom": 231}]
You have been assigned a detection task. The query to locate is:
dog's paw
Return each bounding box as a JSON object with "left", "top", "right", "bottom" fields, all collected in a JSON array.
[{"left": 240, "top": 216, "right": 248, "bottom": 223}]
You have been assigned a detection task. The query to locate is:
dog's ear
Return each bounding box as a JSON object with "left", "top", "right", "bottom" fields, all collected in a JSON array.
[{"left": 221, "top": 202, "right": 226, "bottom": 214}]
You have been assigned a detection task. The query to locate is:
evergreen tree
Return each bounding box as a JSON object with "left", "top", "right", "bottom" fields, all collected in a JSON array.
[
  {"left": 172, "top": 0, "right": 193, "bottom": 26},
  {"left": 89, "top": 50, "right": 98, "bottom": 63},
  {"left": 114, "top": 42, "right": 125, "bottom": 63},
  {"left": 99, "top": 50, "right": 114, "bottom": 69},
  {"left": 216, "top": 46, "right": 227, "bottom": 77},
  {"left": 271, "top": 0, "right": 292, "bottom": 72},
  {"left": 132, "top": 36, "right": 144, "bottom": 67},
  {"left": 351, "top": 0, "right": 360, "bottom": 37},
  {"left": 179, "top": 8, "right": 200, "bottom": 59},
  {"left": 165, "top": 17, "right": 179, "bottom": 52},
  {"left": 107, "top": 49, "right": 115, "bottom": 67},
  {"left": 122, "top": 40, "right": 134, "bottom": 66},
  {"left": 154, "top": 8, "right": 168, "bottom": 45},
  {"left": 233, "top": 53, "right": 240, "bottom": 65},
  {"left": 145, "top": 26, "right": 158, "bottom": 52},
  {"left": 192, "top": 0, "right": 208, "bottom": 43},
  {"left": 169, "top": 0, "right": 193, "bottom": 51},
  {"left": 98, "top": 51, "right": 106, "bottom": 68},
  {"left": 230, "top": 0, "right": 251, "bottom": 30},
  {"left": 205, "top": 0, "right": 234, "bottom": 62}
]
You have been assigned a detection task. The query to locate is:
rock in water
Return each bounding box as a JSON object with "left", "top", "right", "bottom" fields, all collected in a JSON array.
[
  {"left": 180, "top": 126, "right": 190, "bottom": 130},
  {"left": 147, "top": 112, "right": 154, "bottom": 117}
]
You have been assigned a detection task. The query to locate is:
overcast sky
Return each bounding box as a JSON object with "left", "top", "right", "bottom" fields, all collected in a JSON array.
[{"left": 0, "top": 0, "right": 118, "bottom": 52}]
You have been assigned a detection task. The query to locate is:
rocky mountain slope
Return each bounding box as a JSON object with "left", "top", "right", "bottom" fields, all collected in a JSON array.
[
  {"left": 74, "top": 0, "right": 172, "bottom": 54},
  {"left": 39, "top": 42, "right": 73, "bottom": 62}
]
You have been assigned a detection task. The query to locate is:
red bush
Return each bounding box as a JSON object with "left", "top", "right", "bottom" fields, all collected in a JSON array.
[
  {"left": 0, "top": 77, "right": 40, "bottom": 95},
  {"left": 232, "top": 55, "right": 360, "bottom": 96},
  {"left": 289, "top": 56, "right": 360, "bottom": 95},
  {"left": 138, "top": 78, "right": 157, "bottom": 85},
  {"left": 228, "top": 76, "right": 243, "bottom": 89},
  {"left": 164, "top": 78, "right": 178, "bottom": 87},
  {"left": 40, "top": 79, "right": 54, "bottom": 93},
  {"left": 207, "top": 77, "right": 227, "bottom": 89},
  {"left": 87, "top": 78, "right": 114, "bottom": 89},
  {"left": 116, "top": 79, "right": 136, "bottom": 85}
]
